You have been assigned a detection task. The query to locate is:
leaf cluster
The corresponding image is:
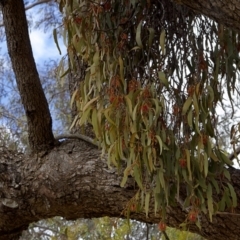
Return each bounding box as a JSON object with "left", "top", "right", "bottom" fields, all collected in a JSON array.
[{"left": 56, "top": 0, "right": 240, "bottom": 225}]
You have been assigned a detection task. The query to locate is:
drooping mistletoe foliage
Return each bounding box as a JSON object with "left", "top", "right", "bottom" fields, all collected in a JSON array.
[{"left": 56, "top": 0, "right": 240, "bottom": 226}]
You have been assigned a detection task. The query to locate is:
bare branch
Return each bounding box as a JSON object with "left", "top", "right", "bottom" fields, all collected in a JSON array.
[
  {"left": 25, "top": 0, "right": 52, "bottom": 11},
  {"left": 0, "top": 0, "right": 53, "bottom": 27},
  {"left": 172, "top": 0, "right": 240, "bottom": 32}
]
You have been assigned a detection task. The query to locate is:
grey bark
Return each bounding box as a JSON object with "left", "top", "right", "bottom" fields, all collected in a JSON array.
[
  {"left": 0, "top": 0, "right": 55, "bottom": 152},
  {"left": 0, "top": 140, "right": 240, "bottom": 240}
]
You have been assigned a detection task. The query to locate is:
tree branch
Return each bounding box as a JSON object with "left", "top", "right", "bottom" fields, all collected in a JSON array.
[
  {"left": 0, "top": 140, "right": 240, "bottom": 240},
  {"left": 55, "top": 133, "right": 99, "bottom": 147},
  {"left": 172, "top": 0, "right": 240, "bottom": 31},
  {"left": 25, "top": 0, "right": 52, "bottom": 11},
  {"left": 0, "top": 0, "right": 54, "bottom": 27}
]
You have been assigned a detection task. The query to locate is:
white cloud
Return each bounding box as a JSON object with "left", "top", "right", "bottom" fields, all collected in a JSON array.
[{"left": 29, "top": 29, "right": 64, "bottom": 64}]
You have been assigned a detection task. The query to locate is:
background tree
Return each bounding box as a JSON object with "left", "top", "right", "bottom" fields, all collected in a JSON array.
[{"left": 0, "top": 0, "right": 240, "bottom": 240}]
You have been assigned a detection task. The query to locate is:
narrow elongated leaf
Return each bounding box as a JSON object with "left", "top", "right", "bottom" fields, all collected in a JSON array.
[
  {"left": 193, "top": 93, "right": 199, "bottom": 116},
  {"left": 158, "top": 71, "right": 169, "bottom": 88},
  {"left": 132, "top": 103, "right": 139, "bottom": 121},
  {"left": 107, "top": 144, "right": 115, "bottom": 167},
  {"left": 207, "top": 85, "right": 214, "bottom": 103},
  {"left": 145, "top": 192, "right": 150, "bottom": 217},
  {"left": 160, "top": 29, "right": 166, "bottom": 55},
  {"left": 53, "top": 28, "right": 62, "bottom": 55},
  {"left": 125, "top": 96, "right": 133, "bottom": 117},
  {"left": 218, "top": 150, "right": 233, "bottom": 166},
  {"left": 182, "top": 97, "right": 192, "bottom": 115},
  {"left": 134, "top": 165, "right": 143, "bottom": 190},
  {"left": 159, "top": 169, "right": 165, "bottom": 190},
  {"left": 120, "top": 168, "right": 130, "bottom": 187},
  {"left": 136, "top": 20, "right": 143, "bottom": 48},
  {"left": 82, "top": 96, "right": 99, "bottom": 112},
  {"left": 60, "top": 67, "right": 70, "bottom": 79},
  {"left": 155, "top": 135, "right": 163, "bottom": 154},
  {"left": 207, "top": 184, "right": 213, "bottom": 221},
  {"left": 187, "top": 109, "right": 193, "bottom": 128},
  {"left": 79, "top": 107, "right": 92, "bottom": 126},
  {"left": 210, "top": 151, "right": 218, "bottom": 162},
  {"left": 204, "top": 152, "right": 208, "bottom": 177},
  {"left": 185, "top": 149, "right": 192, "bottom": 181},
  {"left": 104, "top": 109, "right": 117, "bottom": 126},
  {"left": 69, "top": 114, "right": 79, "bottom": 130},
  {"left": 92, "top": 108, "right": 100, "bottom": 138},
  {"left": 227, "top": 183, "right": 237, "bottom": 207},
  {"left": 70, "top": 89, "right": 78, "bottom": 109},
  {"left": 218, "top": 197, "right": 226, "bottom": 212},
  {"left": 211, "top": 177, "right": 220, "bottom": 194},
  {"left": 223, "top": 168, "right": 231, "bottom": 181}
]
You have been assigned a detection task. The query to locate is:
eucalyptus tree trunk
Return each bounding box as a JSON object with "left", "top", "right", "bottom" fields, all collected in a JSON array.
[{"left": 1, "top": 0, "right": 55, "bottom": 152}]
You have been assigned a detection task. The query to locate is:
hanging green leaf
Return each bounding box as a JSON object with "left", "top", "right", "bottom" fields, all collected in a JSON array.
[
  {"left": 227, "top": 183, "right": 237, "bottom": 207},
  {"left": 133, "top": 165, "right": 143, "bottom": 190},
  {"left": 145, "top": 192, "right": 151, "bottom": 217},
  {"left": 158, "top": 71, "right": 169, "bottom": 88},
  {"left": 182, "top": 97, "right": 192, "bottom": 115},
  {"left": 204, "top": 152, "right": 208, "bottom": 177},
  {"left": 159, "top": 29, "right": 166, "bottom": 55},
  {"left": 53, "top": 28, "right": 62, "bottom": 55},
  {"left": 121, "top": 167, "right": 130, "bottom": 187},
  {"left": 82, "top": 96, "right": 99, "bottom": 112},
  {"left": 185, "top": 149, "right": 192, "bottom": 181},
  {"left": 207, "top": 184, "right": 213, "bottom": 222},
  {"left": 136, "top": 20, "right": 143, "bottom": 48}
]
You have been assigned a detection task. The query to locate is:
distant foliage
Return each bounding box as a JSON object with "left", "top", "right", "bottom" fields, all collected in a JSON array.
[
  {"left": 21, "top": 216, "right": 205, "bottom": 240},
  {"left": 56, "top": 0, "right": 240, "bottom": 226}
]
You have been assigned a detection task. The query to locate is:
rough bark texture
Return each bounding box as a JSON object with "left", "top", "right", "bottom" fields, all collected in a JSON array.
[
  {"left": 0, "top": 140, "right": 239, "bottom": 240},
  {"left": 0, "top": 0, "right": 55, "bottom": 152},
  {"left": 172, "top": 0, "right": 240, "bottom": 31},
  {"left": 1, "top": 0, "right": 240, "bottom": 239}
]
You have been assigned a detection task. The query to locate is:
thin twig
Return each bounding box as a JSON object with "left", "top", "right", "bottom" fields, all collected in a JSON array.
[
  {"left": 162, "top": 231, "right": 170, "bottom": 240},
  {"left": 0, "top": 0, "right": 53, "bottom": 27},
  {"left": 216, "top": 211, "right": 240, "bottom": 216},
  {"left": 228, "top": 146, "right": 240, "bottom": 161},
  {"left": 25, "top": 0, "right": 52, "bottom": 10}
]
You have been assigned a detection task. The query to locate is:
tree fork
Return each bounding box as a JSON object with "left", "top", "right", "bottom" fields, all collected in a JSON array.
[{"left": 0, "top": 0, "right": 55, "bottom": 152}]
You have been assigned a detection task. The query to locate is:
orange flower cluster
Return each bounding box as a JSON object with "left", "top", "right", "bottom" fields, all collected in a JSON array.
[
  {"left": 108, "top": 75, "right": 124, "bottom": 106},
  {"left": 128, "top": 78, "right": 139, "bottom": 92}
]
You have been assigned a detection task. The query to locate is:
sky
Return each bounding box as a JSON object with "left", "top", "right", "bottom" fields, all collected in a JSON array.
[
  {"left": 0, "top": 1, "right": 65, "bottom": 68},
  {"left": 26, "top": 0, "right": 65, "bottom": 66},
  {"left": 29, "top": 29, "right": 63, "bottom": 64}
]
